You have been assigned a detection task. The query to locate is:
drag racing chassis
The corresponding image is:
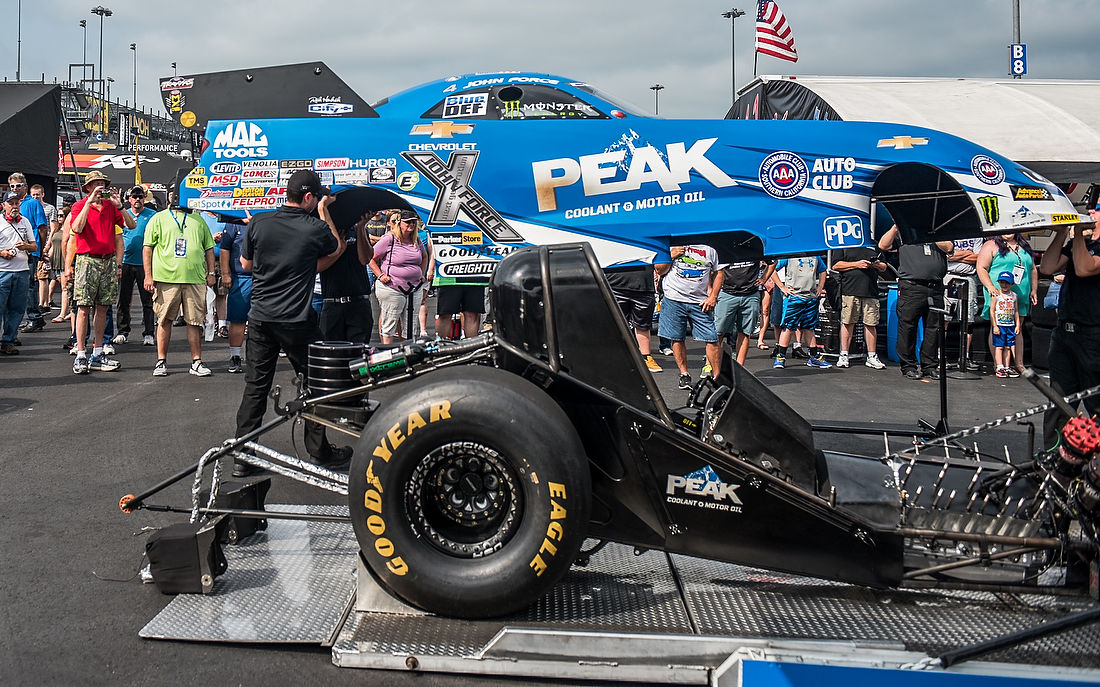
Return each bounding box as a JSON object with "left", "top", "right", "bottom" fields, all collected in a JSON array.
[{"left": 123, "top": 244, "right": 1100, "bottom": 630}]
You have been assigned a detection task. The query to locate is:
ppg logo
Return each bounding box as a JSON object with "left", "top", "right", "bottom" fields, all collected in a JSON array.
[{"left": 823, "top": 215, "right": 865, "bottom": 248}]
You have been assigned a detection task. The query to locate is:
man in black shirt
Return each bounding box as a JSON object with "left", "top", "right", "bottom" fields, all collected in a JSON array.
[
  {"left": 320, "top": 212, "right": 374, "bottom": 344},
  {"left": 604, "top": 264, "right": 661, "bottom": 373},
  {"left": 879, "top": 225, "right": 954, "bottom": 380},
  {"left": 714, "top": 259, "right": 772, "bottom": 365},
  {"left": 1038, "top": 205, "right": 1100, "bottom": 448},
  {"left": 830, "top": 247, "right": 888, "bottom": 370},
  {"left": 233, "top": 170, "right": 346, "bottom": 477}
]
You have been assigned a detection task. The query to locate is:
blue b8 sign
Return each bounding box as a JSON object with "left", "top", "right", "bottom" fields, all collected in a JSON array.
[{"left": 1009, "top": 43, "right": 1027, "bottom": 76}]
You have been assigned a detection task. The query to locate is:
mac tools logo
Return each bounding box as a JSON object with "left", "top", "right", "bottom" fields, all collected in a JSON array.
[{"left": 211, "top": 122, "right": 268, "bottom": 159}]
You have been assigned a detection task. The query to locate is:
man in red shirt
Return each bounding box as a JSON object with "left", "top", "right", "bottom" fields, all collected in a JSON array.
[{"left": 65, "top": 171, "right": 135, "bottom": 374}]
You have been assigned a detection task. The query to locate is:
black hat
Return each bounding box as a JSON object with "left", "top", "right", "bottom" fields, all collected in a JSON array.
[
  {"left": 397, "top": 208, "right": 420, "bottom": 221},
  {"left": 288, "top": 169, "right": 325, "bottom": 197}
]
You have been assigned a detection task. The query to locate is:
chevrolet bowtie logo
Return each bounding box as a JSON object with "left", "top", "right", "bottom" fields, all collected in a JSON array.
[
  {"left": 877, "top": 135, "right": 929, "bottom": 150},
  {"left": 410, "top": 121, "right": 475, "bottom": 138}
]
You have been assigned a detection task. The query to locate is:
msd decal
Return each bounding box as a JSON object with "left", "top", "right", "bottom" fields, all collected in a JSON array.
[
  {"left": 211, "top": 122, "right": 268, "bottom": 159},
  {"left": 531, "top": 138, "right": 736, "bottom": 212},
  {"left": 666, "top": 465, "right": 743, "bottom": 514}
]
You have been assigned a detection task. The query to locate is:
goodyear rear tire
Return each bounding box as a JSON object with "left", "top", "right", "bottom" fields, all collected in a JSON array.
[{"left": 348, "top": 366, "right": 590, "bottom": 618}]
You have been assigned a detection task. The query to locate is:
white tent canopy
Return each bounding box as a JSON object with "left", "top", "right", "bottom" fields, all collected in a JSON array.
[{"left": 731, "top": 76, "right": 1100, "bottom": 183}]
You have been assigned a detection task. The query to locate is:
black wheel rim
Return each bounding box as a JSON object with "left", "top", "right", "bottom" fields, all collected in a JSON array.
[{"left": 406, "top": 441, "right": 523, "bottom": 558}]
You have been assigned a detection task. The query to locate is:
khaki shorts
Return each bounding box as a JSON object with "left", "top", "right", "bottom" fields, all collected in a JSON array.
[
  {"left": 73, "top": 254, "right": 120, "bottom": 307},
  {"left": 153, "top": 282, "right": 207, "bottom": 326},
  {"left": 840, "top": 295, "right": 880, "bottom": 326}
]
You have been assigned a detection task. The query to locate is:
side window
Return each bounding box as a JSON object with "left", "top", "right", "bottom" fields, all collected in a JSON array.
[{"left": 491, "top": 85, "right": 606, "bottom": 120}]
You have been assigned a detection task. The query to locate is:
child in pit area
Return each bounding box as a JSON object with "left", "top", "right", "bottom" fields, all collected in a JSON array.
[{"left": 992, "top": 270, "right": 1021, "bottom": 379}]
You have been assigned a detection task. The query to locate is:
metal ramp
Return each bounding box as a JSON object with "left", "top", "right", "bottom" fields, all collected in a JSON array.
[{"left": 140, "top": 507, "right": 1100, "bottom": 684}]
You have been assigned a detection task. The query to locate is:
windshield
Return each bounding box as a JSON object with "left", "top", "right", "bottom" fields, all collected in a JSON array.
[{"left": 572, "top": 83, "right": 651, "bottom": 117}]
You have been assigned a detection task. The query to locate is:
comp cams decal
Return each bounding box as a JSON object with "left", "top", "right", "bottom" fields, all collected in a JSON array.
[
  {"left": 401, "top": 150, "right": 524, "bottom": 242},
  {"left": 666, "top": 465, "right": 743, "bottom": 514}
]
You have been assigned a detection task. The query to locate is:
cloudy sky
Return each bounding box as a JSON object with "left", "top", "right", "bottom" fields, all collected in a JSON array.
[{"left": 7, "top": 0, "right": 1098, "bottom": 119}]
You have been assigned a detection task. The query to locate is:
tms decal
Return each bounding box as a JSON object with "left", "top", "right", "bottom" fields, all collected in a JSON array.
[
  {"left": 402, "top": 150, "right": 524, "bottom": 242},
  {"left": 532, "top": 138, "right": 736, "bottom": 212}
]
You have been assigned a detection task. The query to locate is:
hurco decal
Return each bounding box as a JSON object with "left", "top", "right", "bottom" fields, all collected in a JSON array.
[
  {"left": 532, "top": 138, "right": 736, "bottom": 212},
  {"left": 666, "top": 465, "right": 743, "bottom": 513},
  {"left": 211, "top": 122, "right": 268, "bottom": 159},
  {"left": 978, "top": 196, "right": 1000, "bottom": 225},
  {"left": 1011, "top": 185, "right": 1053, "bottom": 201},
  {"left": 759, "top": 151, "right": 808, "bottom": 199},
  {"left": 402, "top": 150, "right": 524, "bottom": 242},
  {"left": 529, "top": 482, "right": 569, "bottom": 577}
]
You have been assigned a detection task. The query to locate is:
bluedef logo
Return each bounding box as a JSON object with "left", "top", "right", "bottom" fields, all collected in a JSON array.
[
  {"left": 823, "top": 215, "right": 865, "bottom": 248},
  {"left": 666, "top": 465, "right": 743, "bottom": 513}
]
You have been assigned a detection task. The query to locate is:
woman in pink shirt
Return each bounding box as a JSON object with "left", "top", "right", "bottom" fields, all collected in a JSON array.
[{"left": 369, "top": 209, "right": 428, "bottom": 344}]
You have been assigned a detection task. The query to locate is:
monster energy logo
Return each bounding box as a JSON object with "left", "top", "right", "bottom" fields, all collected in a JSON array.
[
  {"left": 502, "top": 99, "right": 521, "bottom": 117},
  {"left": 400, "top": 150, "right": 523, "bottom": 242},
  {"left": 978, "top": 195, "right": 1000, "bottom": 225}
]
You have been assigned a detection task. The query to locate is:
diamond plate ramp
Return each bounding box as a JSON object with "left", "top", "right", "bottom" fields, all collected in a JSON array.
[
  {"left": 670, "top": 554, "right": 1100, "bottom": 668},
  {"left": 140, "top": 505, "right": 357, "bottom": 644}
]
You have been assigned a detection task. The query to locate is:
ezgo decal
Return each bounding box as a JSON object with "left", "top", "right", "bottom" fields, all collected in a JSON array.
[{"left": 665, "top": 465, "right": 743, "bottom": 513}]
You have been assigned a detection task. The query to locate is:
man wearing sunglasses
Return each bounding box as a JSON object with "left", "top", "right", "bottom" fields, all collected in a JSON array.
[
  {"left": 232, "top": 169, "right": 350, "bottom": 477},
  {"left": 7, "top": 173, "right": 49, "bottom": 334}
]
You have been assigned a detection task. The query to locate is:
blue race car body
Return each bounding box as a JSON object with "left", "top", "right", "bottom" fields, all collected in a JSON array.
[{"left": 180, "top": 71, "right": 1087, "bottom": 284}]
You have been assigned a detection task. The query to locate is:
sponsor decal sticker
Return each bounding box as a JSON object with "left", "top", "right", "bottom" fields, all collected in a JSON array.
[
  {"left": 211, "top": 122, "right": 268, "bottom": 159},
  {"left": 200, "top": 189, "right": 232, "bottom": 198},
  {"left": 759, "top": 151, "right": 809, "bottom": 199},
  {"left": 209, "top": 161, "right": 241, "bottom": 175},
  {"left": 978, "top": 196, "right": 1000, "bottom": 225},
  {"left": 461, "top": 232, "right": 483, "bottom": 245},
  {"left": 368, "top": 166, "right": 396, "bottom": 183},
  {"left": 179, "top": 111, "right": 196, "bottom": 128},
  {"left": 1051, "top": 213, "right": 1080, "bottom": 224},
  {"left": 184, "top": 175, "right": 207, "bottom": 188},
  {"left": 314, "top": 157, "right": 350, "bottom": 170},
  {"left": 402, "top": 150, "right": 523, "bottom": 242},
  {"left": 1010, "top": 185, "right": 1053, "bottom": 201},
  {"left": 971, "top": 155, "right": 1006, "bottom": 186},
  {"left": 208, "top": 174, "right": 240, "bottom": 187},
  {"left": 309, "top": 102, "right": 354, "bottom": 115},
  {"left": 333, "top": 170, "right": 372, "bottom": 185},
  {"left": 665, "top": 465, "right": 743, "bottom": 513},
  {"left": 233, "top": 187, "right": 265, "bottom": 198},
  {"left": 410, "top": 121, "right": 475, "bottom": 138},
  {"left": 810, "top": 157, "right": 857, "bottom": 191},
  {"left": 443, "top": 92, "right": 489, "bottom": 118},
  {"left": 823, "top": 215, "right": 865, "bottom": 248},
  {"left": 160, "top": 77, "right": 194, "bottom": 91},
  {"left": 280, "top": 159, "right": 313, "bottom": 169},
  {"left": 397, "top": 172, "right": 420, "bottom": 191},
  {"left": 877, "top": 135, "right": 928, "bottom": 149}
]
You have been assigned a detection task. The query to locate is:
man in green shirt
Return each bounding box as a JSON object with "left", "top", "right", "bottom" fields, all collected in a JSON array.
[{"left": 142, "top": 201, "right": 216, "bottom": 377}]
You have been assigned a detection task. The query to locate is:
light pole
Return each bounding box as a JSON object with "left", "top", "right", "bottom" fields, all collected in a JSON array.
[
  {"left": 16, "top": 0, "right": 21, "bottom": 81},
  {"left": 79, "top": 20, "right": 87, "bottom": 84},
  {"left": 171, "top": 62, "right": 177, "bottom": 77},
  {"left": 91, "top": 6, "right": 113, "bottom": 114},
  {"left": 650, "top": 84, "right": 665, "bottom": 116},
  {"left": 107, "top": 76, "right": 114, "bottom": 105},
  {"left": 721, "top": 8, "right": 746, "bottom": 104},
  {"left": 130, "top": 43, "right": 136, "bottom": 107}
]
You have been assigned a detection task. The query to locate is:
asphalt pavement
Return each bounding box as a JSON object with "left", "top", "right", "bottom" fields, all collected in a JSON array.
[{"left": 0, "top": 309, "right": 1054, "bottom": 686}]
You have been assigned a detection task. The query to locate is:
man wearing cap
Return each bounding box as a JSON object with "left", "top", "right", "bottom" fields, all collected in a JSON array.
[
  {"left": 116, "top": 186, "right": 157, "bottom": 346},
  {"left": 142, "top": 196, "right": 216, "bottom": 377},
  {"left": 66, "top": 170, "right": 135, "bottom": 374},
  {"left": 1039, "top": 203, "right": 1100, "bottom": 448},
  {"left": 233, "top": 169, "right": 348, "bottom": 477},
  {"left": 8, "top": 173, "right": 49, "bottom": 334},
  {"left": 0, "top": 191, "right": 38, "bottom": 355},
  {"left": 319, "top": 210, "right": 374, "bottom": 344}
]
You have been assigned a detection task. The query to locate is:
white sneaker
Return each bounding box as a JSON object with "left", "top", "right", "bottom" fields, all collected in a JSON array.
[
  {"left": 189, "top": 359, "right": 212, "bottom": 377},
  {"left": 112, "top": 333, "right": 127, "bottom": 345},
  {"left": 142, "top": 334, "right": 155, "bottom": 346},
  {"left": 102, "top": 343, "right": 116, "bottom": 356},
  {"left": 152, "top": 359, "right": 168, "bottom": 377},
  {"left": 836, "top": 353, "right": 850, "bottom": 368},
  {"left": 865, "top": 353, "right": 886, "bottom": 370}
]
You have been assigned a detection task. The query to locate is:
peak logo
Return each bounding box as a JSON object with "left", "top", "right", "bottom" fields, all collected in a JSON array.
[
  {"left": 665, "top": 465, "right": 743, "bottom": 513},
  {"left": 532, "top": 138, "right": 736, "bottom": 212},
  {"left": 211, "top": 122, "right": 269, "bottom": 159}
]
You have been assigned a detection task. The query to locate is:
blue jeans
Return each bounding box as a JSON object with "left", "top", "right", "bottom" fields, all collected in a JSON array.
[
  {"left": 23, "top": 255, "right": 43, "bottom": 324},
  {"left": 657, "top": 297, "right": 718, "bottom": 343},
  {"left": 0, "top": 270, "right": 30, "bottom": 343}
]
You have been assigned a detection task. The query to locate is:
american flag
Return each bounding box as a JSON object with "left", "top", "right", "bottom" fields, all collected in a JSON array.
[{"left": 756, "top": 0, "right": 798, "bottom": 63}]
